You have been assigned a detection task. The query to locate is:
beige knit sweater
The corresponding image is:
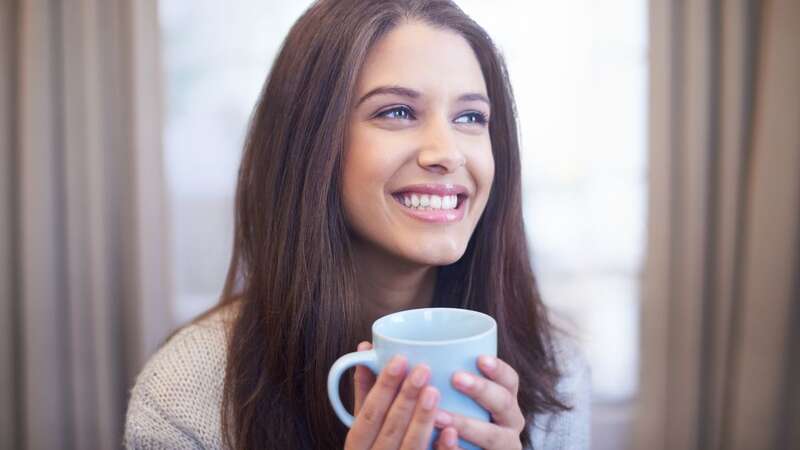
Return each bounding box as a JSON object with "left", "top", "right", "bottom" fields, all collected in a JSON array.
[{"left": 124, "top": 310, "right": 591, "bottom": 449}]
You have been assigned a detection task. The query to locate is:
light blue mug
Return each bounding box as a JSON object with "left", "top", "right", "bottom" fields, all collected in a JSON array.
[{"left": 327, "top": 307, "right": 497, "bottom": 450}]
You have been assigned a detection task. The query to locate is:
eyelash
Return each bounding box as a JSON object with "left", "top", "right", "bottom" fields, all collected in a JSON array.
[{"left": 376, "top": 106, "right": 489, "bottom": 125}]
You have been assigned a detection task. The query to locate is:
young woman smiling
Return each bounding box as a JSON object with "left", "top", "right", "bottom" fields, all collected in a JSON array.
[{"left": 124, "top": 1, "right": 591, "bottom": 449}]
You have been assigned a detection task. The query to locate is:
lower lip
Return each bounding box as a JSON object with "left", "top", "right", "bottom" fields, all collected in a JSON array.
[{"left": 391, "top": 194, "right": 467, "bottom": 223}]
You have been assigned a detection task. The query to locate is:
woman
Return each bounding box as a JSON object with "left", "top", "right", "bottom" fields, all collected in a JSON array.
[{"left": 124, "top": 0, "right": 591, "bottom": 449}]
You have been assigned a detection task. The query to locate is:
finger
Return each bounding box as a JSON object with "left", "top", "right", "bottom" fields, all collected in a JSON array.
[
  {"left": 353, "top": 341, "right": 376, "bottom": 415},
  {"left": 434, "top": 410, "right": 514, "bottom": 450},
  {"left": 477, "top": 356, "right": 519, "bottom": 396},
  {"left": 372, "top": 364, "right": 430, "bottom": 450},
  {"left": 347, "top": 355, "right": 407, "bottom": 449},
  {"left": 434, "top": 427, "right": 463, "bottom": 450},
  {"left": 398, "top": 386, "right": 439, "bottom": 450},
  {"left": 452, "top": 371, "right": 525, "bottom": 430}
]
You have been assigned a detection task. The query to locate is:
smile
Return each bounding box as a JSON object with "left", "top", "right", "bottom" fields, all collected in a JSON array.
[
  {"left": 393, "top": 193, "right": 462, "bottom": 211},
  {"left": 390, "top": 184, "right": 469, "bottom": 224}
]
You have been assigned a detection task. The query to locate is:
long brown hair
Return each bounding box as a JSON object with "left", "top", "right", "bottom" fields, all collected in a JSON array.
[{"left": 204, "top": 0, "right": 571, "bottom": 448}]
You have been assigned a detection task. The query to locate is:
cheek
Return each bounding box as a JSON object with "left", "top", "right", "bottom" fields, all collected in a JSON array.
[
  {"left": 342, "top": 129, "right": 407, "bottom": 228},
  {"left": 471, "top": 143, "right": 495, "bottom": 198},
  {"left": 462, "top": 143, "right": 495, "bottom": 227},
  {"left": 343, "top": 133, "right": 403, "bottom": 195},
  {"left": 481, "top": 151, "right": 495, "bottom": 188}
]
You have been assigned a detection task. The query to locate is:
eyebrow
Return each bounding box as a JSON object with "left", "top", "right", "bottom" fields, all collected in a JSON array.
[{"left": 356, "top": 85, "right": 490, "bottom": 108}]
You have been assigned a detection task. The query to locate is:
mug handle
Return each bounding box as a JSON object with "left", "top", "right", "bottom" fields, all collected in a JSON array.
[{"left": 327, "top": 349, "right": 380, "bottom": 427}]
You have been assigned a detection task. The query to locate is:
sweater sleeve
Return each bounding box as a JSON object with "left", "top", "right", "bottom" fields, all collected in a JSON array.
[
  {"left": 528, "top": 334, "right": 593, "bottom": 450},
  {"left": 124, "top": 380, "right": 204, "bottom": 449},
  {"left": 123, "top": 317, "right": 228, "bottom": 449}
]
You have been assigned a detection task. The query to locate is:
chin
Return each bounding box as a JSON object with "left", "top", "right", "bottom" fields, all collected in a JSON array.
[{"left": 404, "top": 242, "right": 468, "bottom": 266}]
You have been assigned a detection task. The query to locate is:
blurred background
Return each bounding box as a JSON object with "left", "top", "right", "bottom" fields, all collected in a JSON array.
[{"left": 1, "top": 1, "right": 798, "bottom": 450}]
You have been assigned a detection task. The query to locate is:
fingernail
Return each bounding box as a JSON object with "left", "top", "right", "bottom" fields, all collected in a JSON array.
[
  {"left": 480, "top": 355, "right": 497, "bottom": 371},
  {"left": 435, "top": 410, "right": 452, "bottom": 426},
  {"left": 387, "top": 356, "right": 406, "bottom": 376},
  {"left": 453, "top": 372, "right": 474, "bottom": 389},
  {"left": 421, "top": 387, "right": 439, "bottom": 410},
  {"left": 411, "top": 366, "right": 429, "bottom": 388},
  {"left": 357, "top": 341, "right": 370, "bottom": 351}
]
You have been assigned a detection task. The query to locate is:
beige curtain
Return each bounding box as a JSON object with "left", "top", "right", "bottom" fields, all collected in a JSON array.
[
  {"left": 0, "top": 0, "right": 173, "bottom": 448},
  {"left": 636, "top": 0, "right": 799, "bottom": 449}
]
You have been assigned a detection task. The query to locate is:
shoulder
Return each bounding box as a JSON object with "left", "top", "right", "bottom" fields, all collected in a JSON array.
[
  {"left": 550, "top": 331, "right": 592, "bottom": 402},
  {"left": 124, "top": 308, "right": 232, "bottom": 449},
  {"left": 528, "top": 331, "right": 592, "bottom": 450}
]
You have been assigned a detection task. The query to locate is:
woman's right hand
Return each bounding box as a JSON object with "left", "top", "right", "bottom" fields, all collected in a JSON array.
[{"left": 344, "top": 342, "right": 448, "bottom": 450}]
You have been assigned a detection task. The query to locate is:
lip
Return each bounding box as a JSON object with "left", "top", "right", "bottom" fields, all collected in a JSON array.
[
  {"left": 390, "top": 184, "right": 469, "bottom": 224},
  {"left": 392, "top": 183, "right": 469, "bottom": 197}
]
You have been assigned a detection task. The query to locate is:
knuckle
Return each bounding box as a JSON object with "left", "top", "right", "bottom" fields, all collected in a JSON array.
[
  {"left": 514, "top": 412, "right": 526, "bottom": 431},
  {"left": 392, "top": 396, "right": 416, "bottom": 417},
  {"left": 411, "top": 405, "right": 434, "bottom": 426},
  {"left": 510, "top": 432, "right": 524, "bottom": 450},
  {"left": 380, "top": 420, "right": 402, "bottom": 440},
  {"left": 399, "top": 382, "right": 421, "bottom": 401},
  {"left": 360, "top": 405, "right": 380, "bottom": 427},
  {"left": 455, "top": 417, "right": 471, "bottom": 435},
  {"left": 484, "top": 431, "right": 505, "bottom": 449},
  {"left": 500, "top": 390, "right": 514, "bottom": 410},
  {"left": 509, "top": 371, "right": 520, "bottom": 391},
  {"left": 378, "top": 372, "right": 399, "bottom": 390}
]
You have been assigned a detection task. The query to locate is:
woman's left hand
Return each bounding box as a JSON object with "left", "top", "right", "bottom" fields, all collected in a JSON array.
[{"left": 433, "top": 356, "right": 525, "bottom": 450}]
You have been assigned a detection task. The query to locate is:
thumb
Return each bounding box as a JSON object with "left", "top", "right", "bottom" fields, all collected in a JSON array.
[{"left": 353, "top": 341, "right": 376, "bottom": 415}]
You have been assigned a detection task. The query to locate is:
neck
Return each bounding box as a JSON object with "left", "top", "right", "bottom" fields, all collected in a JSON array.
[{"left": 351, "top": 239, "right": 437, "bottom": 327}]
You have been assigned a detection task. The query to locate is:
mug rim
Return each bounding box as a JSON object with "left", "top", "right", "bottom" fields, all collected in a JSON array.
[{"left": 371, "top": 307, "right": 497, "bottom": 346}]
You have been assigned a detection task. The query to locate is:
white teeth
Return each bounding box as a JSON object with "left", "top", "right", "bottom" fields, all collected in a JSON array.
[
  {"left": 396, "top": 193, "right": 460, "bottom": 211},
  {"left": 419, "top": 194, "right": 430, "bottom": 207}
]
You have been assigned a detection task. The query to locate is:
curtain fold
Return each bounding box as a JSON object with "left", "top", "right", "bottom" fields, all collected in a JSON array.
[
  {"left": 636, "top": 0, "right": 800, "bottom": 449},
  {"left": 726, "top": 0, "right": 799, "bottom": 447},
  {"left": 0, "top": 0, "right": 173, "bottom": 448},
  {"left": 0, "top": 0, "right": 21, "bottom": 447}
]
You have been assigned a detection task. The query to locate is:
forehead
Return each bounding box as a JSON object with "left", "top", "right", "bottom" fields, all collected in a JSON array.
[{"left": 355, "top": 21, "right": 488, "bottom": 98}]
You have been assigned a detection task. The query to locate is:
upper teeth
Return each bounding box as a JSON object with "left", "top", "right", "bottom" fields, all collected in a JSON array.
[{"left": 399, "top": 193, "right": 459, "bottom": 210}]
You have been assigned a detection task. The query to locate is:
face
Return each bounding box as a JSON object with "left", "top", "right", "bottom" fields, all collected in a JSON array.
[{"left": 343, "top": 21, "right": 495, "bottom": 267}]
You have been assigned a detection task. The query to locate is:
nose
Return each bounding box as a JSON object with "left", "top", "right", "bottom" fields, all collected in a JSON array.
[{"left": 417, "top": 117, "right": 466, "bottom": 174}]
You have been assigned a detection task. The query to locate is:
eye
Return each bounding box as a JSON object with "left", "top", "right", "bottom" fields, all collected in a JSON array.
[
  {"left": 454, "top": 111, "right": 489, "bottom": 125},
  {"left": 376, "top": 106, "right": 415, "bottom": 121}
]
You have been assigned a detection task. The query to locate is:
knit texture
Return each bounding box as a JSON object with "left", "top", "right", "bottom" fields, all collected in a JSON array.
[{"left": 124, "top": 311, "right": 591, "bottom": 449}]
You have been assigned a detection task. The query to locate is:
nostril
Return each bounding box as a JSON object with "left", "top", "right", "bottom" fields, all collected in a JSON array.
[{"left": 423, "top": 164, "right": 449, "bottom": 175}]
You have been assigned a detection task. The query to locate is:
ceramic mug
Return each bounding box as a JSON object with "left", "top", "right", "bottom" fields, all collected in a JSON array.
[{"left": 327, "top": 307, "right": 497, "bottom": 450}]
